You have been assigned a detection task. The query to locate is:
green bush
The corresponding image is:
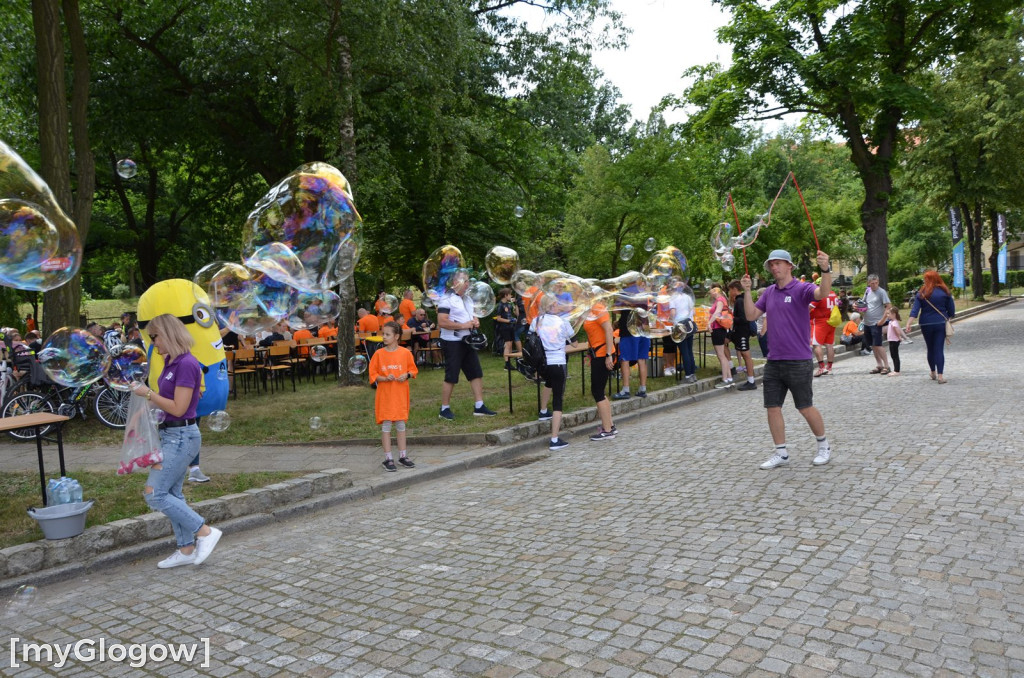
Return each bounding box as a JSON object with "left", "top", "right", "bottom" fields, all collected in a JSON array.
[{"left": 888, "top": 282, "right": 907, "bottom": 307}]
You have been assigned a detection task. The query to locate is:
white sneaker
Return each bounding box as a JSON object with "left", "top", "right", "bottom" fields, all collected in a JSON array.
[
  {"left": 193, "top": 527, "right": 223, "bottom": 565},
  {"left": 157, "top": 550, "right": 197, "bottom": 569},
  {"left": 759, "top": 453, "right": 790, "bottom": 470},
  {"left": 813, "top": 447, "right": 832, "bottom": 466},
  {"left": 664, "top": 367, "right": 675, "bottom": 376}
]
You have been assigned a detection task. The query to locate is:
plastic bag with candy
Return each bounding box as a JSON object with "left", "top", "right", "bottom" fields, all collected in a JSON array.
[{"left": 118, "top": 394, "right": 163, "bottom": 475}]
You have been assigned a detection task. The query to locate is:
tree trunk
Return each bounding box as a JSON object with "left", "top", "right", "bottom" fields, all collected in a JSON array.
[
  {"left": 859, "top": 172, "right": 891, "bottom": 289},
  {"left": 965, "top": 203, "right": 985, "bottom": 300},
  {"left": 334, "top": 30, "right": 361, "bottom": 386},
  {"left": 988, "top": 209, "right": 1001, "bottom": 295}
]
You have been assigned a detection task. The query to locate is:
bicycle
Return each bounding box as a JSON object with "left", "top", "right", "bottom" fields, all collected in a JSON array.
[{"left": 2, "top": 380, "right": 130, "bottom": 440}]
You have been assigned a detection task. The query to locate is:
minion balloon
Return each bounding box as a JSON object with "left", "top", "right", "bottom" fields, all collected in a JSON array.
[{"left": 136, "top": 280, "right": 228, "bottom": 416}]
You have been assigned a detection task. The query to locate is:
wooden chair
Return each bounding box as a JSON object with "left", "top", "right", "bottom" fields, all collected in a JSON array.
[
  {"left": 262, "top": 344, "right": 296, "bottom": 392},
  {"left": 422, "top": 329, "right": 444, "bottom": 368},
  {"left": 229, "top": 347, "right": 260, "bottom": 396}
]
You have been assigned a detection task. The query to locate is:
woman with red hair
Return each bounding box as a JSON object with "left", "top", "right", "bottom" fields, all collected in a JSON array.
[{"left": 905, "top": 271, "right": 956, "bottom": 383}]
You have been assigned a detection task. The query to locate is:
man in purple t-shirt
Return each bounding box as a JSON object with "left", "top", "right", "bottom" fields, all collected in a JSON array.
[{"left": 741, "top": 249, "right": 834, "bottom": 470}]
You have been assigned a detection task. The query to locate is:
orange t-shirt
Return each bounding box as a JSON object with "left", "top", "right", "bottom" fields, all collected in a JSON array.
[
  {"left": 583, "top": 306, "right": 612, "bottom": 357},
  {"left": 374, "top": 298, "right": 389, "bottom": 314},
  {"left": 368, "top": 346, "right": 418, "bottom": 423},
  {"left": 399, "top": 298, "right": 416, "bottom": 323},
  {"left": 378, "top": 314, "right": 395, "bottom": 326},
  {"left": 357, "top": 314, "right": 381, "bottom": 333},
  {"left": 318, "top": 325, "right": 338, "bottom": 339},
  {"left": 292, "top": 328, "right": 313, "bottom": 356},
  {"left": 526, "top": 289, "right": 544, "bottom": 324}
]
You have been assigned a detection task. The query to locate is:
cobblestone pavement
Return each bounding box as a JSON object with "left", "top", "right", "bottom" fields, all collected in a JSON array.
[{"left": 2, "top": 302, "right": 1022, "bottom": 677}]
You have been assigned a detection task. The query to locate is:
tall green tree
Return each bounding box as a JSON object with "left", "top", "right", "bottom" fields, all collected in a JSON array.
[
  {"left": 680, "top": 0, "right": 1023, "bottom": 287},
  {"left": 905, "top": 12, "right": 1024, "bottom": 297}
]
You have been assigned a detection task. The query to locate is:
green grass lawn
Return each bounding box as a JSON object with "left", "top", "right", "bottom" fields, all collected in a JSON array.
[{"left": 1, "top": 470, "right": 303, "bottom": 549}]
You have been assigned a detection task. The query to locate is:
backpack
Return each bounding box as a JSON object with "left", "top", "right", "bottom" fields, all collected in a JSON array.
[{"left": 520, "top": 317, "right": 549, "bottom": 381}]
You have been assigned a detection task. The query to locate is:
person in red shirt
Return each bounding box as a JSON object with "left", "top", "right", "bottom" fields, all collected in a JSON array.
[
  {"left": 369, "top": 322, "right": 418, "bottom": 472},
  {"left": 809, "top": 285, "right": 838, "bottom": 376}
]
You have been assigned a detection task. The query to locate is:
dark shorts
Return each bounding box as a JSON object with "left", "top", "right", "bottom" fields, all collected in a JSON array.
[
  {"left": 865, "top": 324, "right": 885, "bottom": 347},
  {"left": 442, "top": 339, "right": 483, "bottom": 384},
  {"left": 711, "top": 328, "right": 729, "bottom": 346},
  {"left": 542, "top": 363, "right": 567, "bottom": 412},
  {"left": 513, "top": 323, "right": 527, "bottom": 341},
  {"left": 730, "top": 333, "right": 750, "bottom": 352},
  {"left": 618, "top": 335, "right": 650, "bottom": 362},
  {"left": 590, "top": 356, "right": 612, "bottom": 403},
  {"left": 762, "top": 360, "right": 814, "bottom": 410}
]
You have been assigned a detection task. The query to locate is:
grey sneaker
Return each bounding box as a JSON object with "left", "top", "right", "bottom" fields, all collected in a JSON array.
[
  {"left": 684, "top": 374, "right": 698, "bottom": 384},
  {"left": 188, "top": 467, "right": 211, "bottom": 483}
]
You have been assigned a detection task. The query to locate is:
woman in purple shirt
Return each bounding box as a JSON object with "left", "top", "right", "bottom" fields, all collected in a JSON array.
[{"left": 131, "top": 314, "right": 222, "bottom": 569}]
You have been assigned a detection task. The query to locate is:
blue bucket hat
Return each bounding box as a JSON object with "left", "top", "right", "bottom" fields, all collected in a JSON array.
[{"left": 764, "top": 249, "right": 795, "bottom": 271}]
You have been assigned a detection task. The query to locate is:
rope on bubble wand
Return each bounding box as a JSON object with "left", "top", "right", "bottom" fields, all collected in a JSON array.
[
  {"left": 727, "top": 193, "right": 748, "bottom": 275},
  {"left": 762, "top": 172, "right": 821, "bottom": 253}
]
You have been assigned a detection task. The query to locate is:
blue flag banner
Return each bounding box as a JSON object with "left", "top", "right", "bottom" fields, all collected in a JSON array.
[
  {"left": 948, "top": 206, "right": 966, "bottom": 289},
  {"left": 997, "top": 213, "right": 1008, "bottom": 285}
]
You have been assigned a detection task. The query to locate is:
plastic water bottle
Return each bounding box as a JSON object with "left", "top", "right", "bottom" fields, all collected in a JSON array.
[
  {"left": 68, "top": 479, "right": 83, "bottom": 503},
  {"left": 46, "top": 479, "right": 60, "bottom": 505},
  {"left": 55, "top": 478, "right": 71, "bottom": 505}
]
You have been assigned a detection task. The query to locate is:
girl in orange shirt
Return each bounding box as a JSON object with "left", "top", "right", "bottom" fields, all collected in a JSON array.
[{"left": 369, "top": 321, "right": 418, "bottom": 472}]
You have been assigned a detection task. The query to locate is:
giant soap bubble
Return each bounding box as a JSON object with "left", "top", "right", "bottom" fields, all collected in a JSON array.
[
  {"left": 104, "top": 344, "right": 149, "bottom": 391},
  {"left": 37, "top": 328, "right": 110, "bottom": 387},
  {"left": 194, "top": 261, "right": 256, "bottom": 308},
  {"left": 730, "top": 216, "right": 766, "bottom": 249},
  {"left": 711, "top": 222, "right": 733, "bottom": 257},
  {"left": 378, "top": 294, "right": 399, "bottom": 315},
  {"left": 0, "top": 141, "right": 82, "bottom": 291},
  {"left": 511, "top": 269, "right": 539, "bottom": 298},
  {"left": 421, "top": 245, "right": 466, "bottom": 301},
  {"left": 485, "top": 246, "right": 520, "bottom": 285},
  {"left": 642, "top": 247, "right": 687, "bottom": 293},
  {"left": 541, "top": 276, "right": 592, "bottom": 332},
  {"left": 467, "top": 281, "right": 496, "bottom": 317},
  {"left": 288, "top": 290, "right": 341, "bottom": 330},
  {"left": 242, "top": 162, "right": 361, "bottom": 293}
]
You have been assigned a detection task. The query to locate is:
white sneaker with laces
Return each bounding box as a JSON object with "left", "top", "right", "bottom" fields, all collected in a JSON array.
[
  {"left": 193, "top": 527, "right": 223, "bottom": 565},
  {"left": 813, "top": 447, "right": 832, "bottom": 466},
  {"left": 157, "top": 550, "right": 197, "bottom": 569},
  {"left": 759, "top": 452, "right": 790, "bottom": 470}
]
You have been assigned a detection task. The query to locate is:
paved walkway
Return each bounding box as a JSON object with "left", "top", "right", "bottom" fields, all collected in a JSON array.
[{"left": 3, "top": 302, "right": 1023, "bottom": 676}]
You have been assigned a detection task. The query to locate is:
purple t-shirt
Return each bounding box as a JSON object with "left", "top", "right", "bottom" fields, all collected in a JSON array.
[
  {"left": 754, "top": 280, "right": 818, "bottom": 361},
  {"left": 157, "top": 352, "right": 203, "bottom": 421}
]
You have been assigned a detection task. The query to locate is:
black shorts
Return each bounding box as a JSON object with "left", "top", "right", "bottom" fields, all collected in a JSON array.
[
  {"left": 590, "top": 355, "right": 612, "bottom": 403},
  {"left": 711, "top": 328, "right": 729, "bottom": 346},
  {"left": 762, "top": 360, "right": 814, "bottom": 410},
  {"left": 442, "top": 339, "right": 483, "bottom": 384},
  {"left": 542, "top": 363, "right": 567, "bottom": 412},
  {"left": 730, "top": 333, "right": 750, "bottom": 352}
]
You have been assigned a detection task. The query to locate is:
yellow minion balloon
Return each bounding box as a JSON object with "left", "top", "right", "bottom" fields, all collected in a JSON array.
[{"left": 136, "top": 280, "right": 228, "bottom": 416}]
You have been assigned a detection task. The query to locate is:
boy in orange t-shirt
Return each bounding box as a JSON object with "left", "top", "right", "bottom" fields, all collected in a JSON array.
[{"left": 369, "top": 322, "right": 418, "bottom": 472}]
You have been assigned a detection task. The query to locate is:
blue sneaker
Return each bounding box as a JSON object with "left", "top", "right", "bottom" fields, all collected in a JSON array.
[
  {"left": 549, "top": 438, "right": 569, "bottom": 451},
  {"left": 473, "top": 404, "right": 497, "bottom": 416},
  {"left": 439, "top": 408, "right": 454, "bottom": 421}
]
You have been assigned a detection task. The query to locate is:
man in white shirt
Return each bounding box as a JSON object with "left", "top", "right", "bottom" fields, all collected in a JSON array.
[{"left": 436, "top": 271, "right": 496, "bottom": 420}]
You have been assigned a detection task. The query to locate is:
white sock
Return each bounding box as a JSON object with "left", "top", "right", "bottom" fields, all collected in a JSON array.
[
  {"left": 385, "top": 452, "right": 393, "bottom": 461},
  {"left": 475, "top": 400, "right": 484, "bottom": 408},
  {"left": 776, "top": 444, "right": 788, "bottom": 458},
  {"left": 440, "top": 405, "right": 450, "bottom": 412},
  {"left": 399, "top": 450, "right": 407, "bottom": 458},
  {"left": 551, "top": 437, "right": 559, "bottom": 443},
  {"left": 816, "top": 435, "right": 829, "bottom": 450},
  {"left": 747, "top": 377, "right": 755, "bottom": 384}
]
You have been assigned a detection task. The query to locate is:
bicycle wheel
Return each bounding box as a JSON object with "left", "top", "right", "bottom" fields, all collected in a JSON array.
[
  {"left": 93, "top": 386, "right": 130, "bottom": 429},
  {"left": 2, "top": 392, "right": 56, "bottom": 441}
]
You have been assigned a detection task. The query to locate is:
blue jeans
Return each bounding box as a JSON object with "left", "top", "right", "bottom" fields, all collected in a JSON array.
[
  {"left": 146, "top": 425, "right": 204, "bottom": 548},
  {"left": 670, "top": 335, "right": 696, "bottom": 376}
]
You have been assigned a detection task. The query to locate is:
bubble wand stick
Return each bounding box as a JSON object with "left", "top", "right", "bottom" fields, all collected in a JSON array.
[{"left": 788, "top": 172, "right": 821, "bottom": 252}]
